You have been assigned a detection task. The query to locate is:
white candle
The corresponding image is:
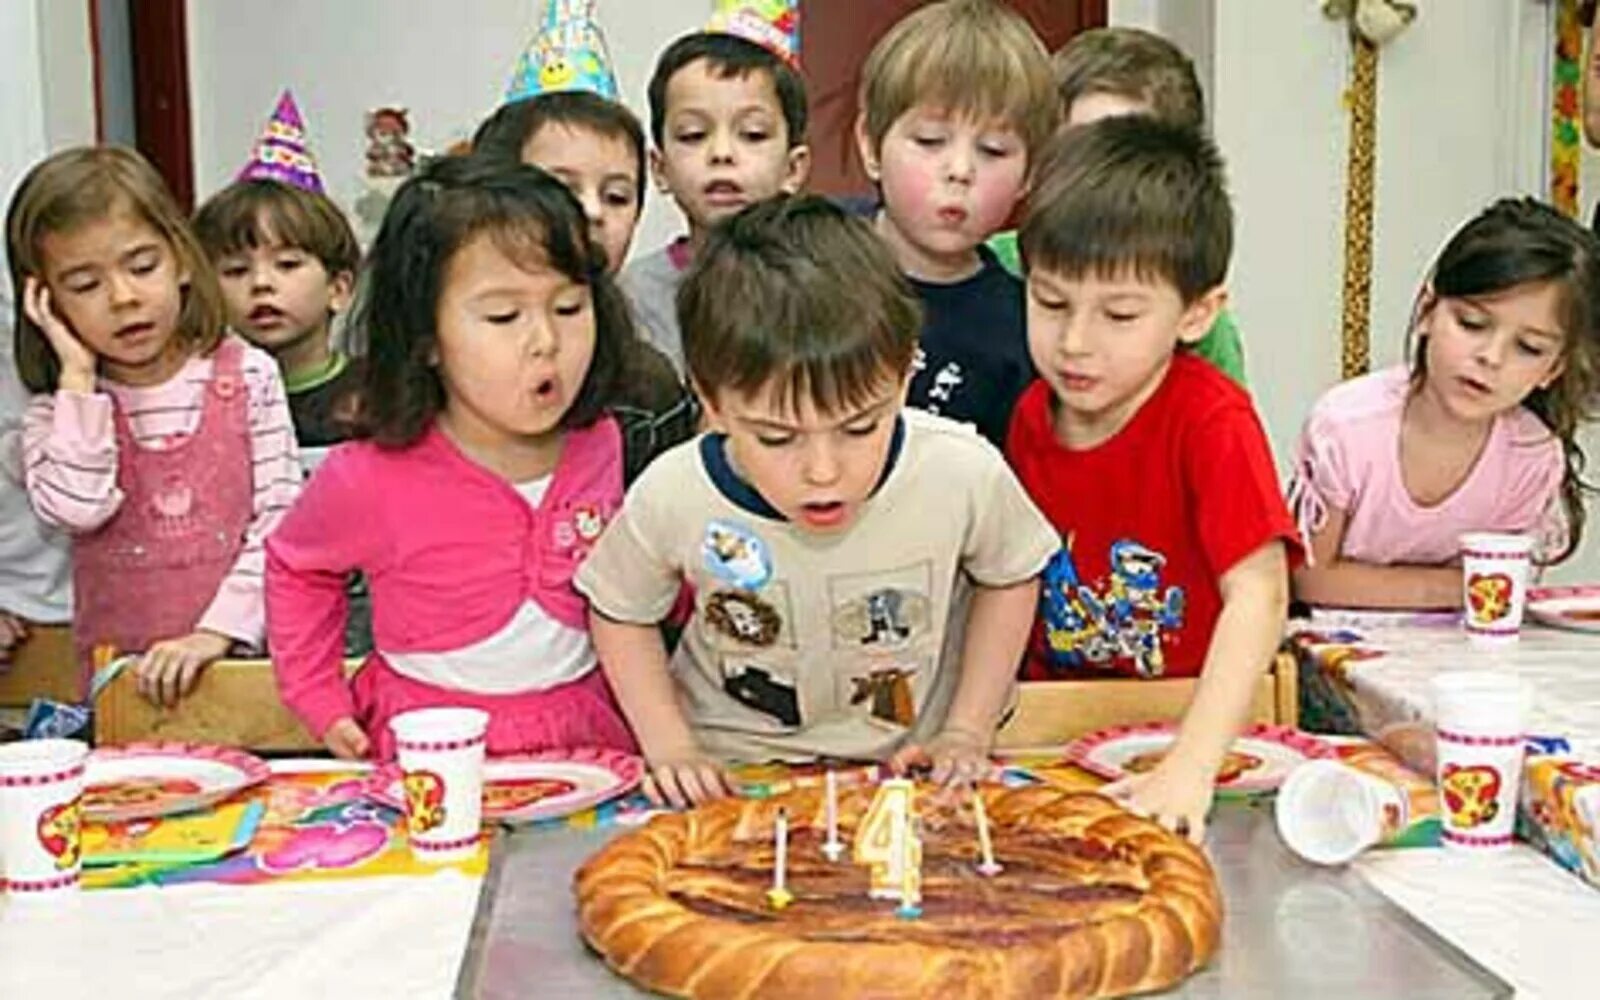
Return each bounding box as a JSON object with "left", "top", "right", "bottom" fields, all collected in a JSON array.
[
  {"left": 767, "top": 808, "right": 793, "bottom": 909},
  {"left": 973, "top": 791, "right": 1001, "bottom": 876},
  {"left": 822, "top": 770, "right": 844, "bottom": 861}
]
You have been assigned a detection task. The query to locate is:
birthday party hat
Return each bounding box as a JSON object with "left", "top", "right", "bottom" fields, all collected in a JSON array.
[
  {"left": 238, "top": 90, "right": 325, "bottom": 193},
  {"left": 505, "top": 0, "right": 620, "bottom": 102},
  {"left": 708, "top": 0, "right": 800, "bottom": 68}
]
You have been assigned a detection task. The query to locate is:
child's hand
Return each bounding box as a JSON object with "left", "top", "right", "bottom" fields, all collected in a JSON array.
[
  {"left": 0, "top": 610, "right": 29, "bottom": 668},
  {"left": 22, "top": 277, "right": 96, "bottom": 392},
  {"left": 1102, "top": 756, "right": 1214, "bottom": 844},
  {"left": 134, "top": 630, "right": 232, "bottom": 707},
  {"left": 323, "top": 717, "right": 371, "bottom": 759},
  {"left": 889, "top": 727, "right": 991, "bottom": 787},
  {"left": 642, "top": 747, "right": 733, "bottom": 809}
]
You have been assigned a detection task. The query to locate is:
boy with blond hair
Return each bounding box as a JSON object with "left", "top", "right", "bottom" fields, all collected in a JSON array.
[
  {"left": 854, "top": 0, "right": 1058, "bottom": 448},
  {"left": 1009, "top": 117, "right": 1300, "bottom": 840}
]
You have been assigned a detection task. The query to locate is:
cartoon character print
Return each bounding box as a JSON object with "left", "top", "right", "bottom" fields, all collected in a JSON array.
[
  {"left": 37, "top": 797, "right": 83, "bottom": 871},
  {"left": 483, "top": 777, "right": 579, "bottom": 815},
  {"left": 1124, "top": 748, "right": 1263, "bottom": 785},
  {"left": 706, "top": 590, "right": 783, "bottom": 647},
  {"left": 1466, "top": 573, "right": 1514, "bottom": 626},
  {"left": 722, "top": 663, "right": 800, "bottom": 727},
  {"left": 849, "top": 666, "right": 919, "bottom": 727},
  {"left": 702, "top": 520, "right": 773, "bottom": 590},
  {"left": 402, "top": 770, "right": 448, "bottom": 836},
  {"left": 1040, "top": 538, "right": 1185, "bottom": 677},
  {"left": 552, "top": 500, "right": 611, "bottom": 555},
  {"left": 84, "top": 776, "right": 204, "bottom": 813},
  {"left": 1441, "top": 763, "right": 1503, "bottom": 828},
  {"left": 859, "top": 590, "right": 912, "bottom": 646}
]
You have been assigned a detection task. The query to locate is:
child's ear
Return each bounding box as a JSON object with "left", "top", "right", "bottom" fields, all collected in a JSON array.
[
  {"left": 328, "top": 270, "right": 356, "bottom": 314},
  {"left": 854, "top": 114, "right": 880, "bottom": 184},
  {"left": 648, "top": 148, "right": 671, "bottom": 195},
  {"left": 692, "top": 379, "right": 727, "bottom": 431},
  {"left": 1177, "top": 286, "right": 1227, "bottom": 345},
  {"left": 781, "top": 143, "right": 812, "bottom": 194}
]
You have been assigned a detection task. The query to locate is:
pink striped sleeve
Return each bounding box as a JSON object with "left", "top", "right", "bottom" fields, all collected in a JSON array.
[
  {"left": 20, "top": 390, "right": 124, "bottom": 532},
  {"left": 197, "top": 351, "right": 302, "bottom": 647},
  {"left": 267, "top": 445, "right": 377, "bottom": 738}
]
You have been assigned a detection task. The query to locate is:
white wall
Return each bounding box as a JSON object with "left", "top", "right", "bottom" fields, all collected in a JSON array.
[{"left": 186, "top": 0, "right": 712, "bottom": 261}]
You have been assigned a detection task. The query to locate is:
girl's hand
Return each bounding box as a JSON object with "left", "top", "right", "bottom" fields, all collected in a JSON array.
[
  {"left": 1102, "top": 756, "right": 1215, "bottom": 844},
  {"left": 134, "top": 630, "right": 233, "bottom": 707},
  {"left": 890, "top": 727, "right": 991, "bottom": 787},
  {"left": 323, "top": 717, "right": 372, "bottom": 759},
  {"left": 642, "top": 746, "right": 733, "bottom": 809},
  {"left": 0, "top": 610, "right": 29, "bottom": 668},
  {"left": 22, "top": 277, "right": 96, "bottom": 392}
]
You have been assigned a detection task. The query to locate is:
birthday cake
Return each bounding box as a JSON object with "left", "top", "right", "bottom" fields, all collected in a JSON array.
[{"left": 574, "top": 782, "right": 1222, "bottom": 998}]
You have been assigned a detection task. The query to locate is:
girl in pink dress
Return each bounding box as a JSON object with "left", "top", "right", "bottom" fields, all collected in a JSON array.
[
  {"left": 8, "top": 147, "right": 299, "bottom": 705},
  {"left": 1290, "top": 198, "right": 1600, "bottom": 610},
  {"left": 266, "top": 156, "right": 683, "bottom": 760}
]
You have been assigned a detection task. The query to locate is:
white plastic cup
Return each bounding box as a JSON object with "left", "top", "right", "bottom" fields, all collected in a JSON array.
[
  {"left": 1431, "top": 671, "right": 1528, "bottom": 851},
  {"left": 389, "top": 708, "right": 489, "bottom": 863},
  {"left": 0, "top": 738, "right": 89, "bottom": 898},
  {"left": 1276, "top": 760, "right": 1410, "bottom": 866},
  {"left": 1459, "top": 532, "right": 1534, "bottom": 645}
]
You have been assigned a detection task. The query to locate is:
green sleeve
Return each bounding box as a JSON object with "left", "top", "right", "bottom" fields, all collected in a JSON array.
[
  {"left": 987, "top": 230, "right": 1022, "bottom": 278},
  {"left": 1192, "top": 308, "right": 1248, "bottom": 388}
]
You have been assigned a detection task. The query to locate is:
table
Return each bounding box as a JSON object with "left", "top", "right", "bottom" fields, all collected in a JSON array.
[{"left": 459, "top": 800, "right": 1512, "bottom": 999}]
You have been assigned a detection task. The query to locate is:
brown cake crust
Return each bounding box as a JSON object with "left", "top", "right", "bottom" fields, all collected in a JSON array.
[{"left": 574, "top": 783, "right": 1223, "bottom": 999}]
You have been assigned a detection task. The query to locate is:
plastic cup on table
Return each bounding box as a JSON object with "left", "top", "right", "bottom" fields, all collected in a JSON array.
[
  {"left": 388, "top": 708, "right": 489, "bottom": 863},
  {"left": 1276, "top": 759, "right": 1410, "bottom": 866},
  {"left": 1458, "top": 532, "right": 1534, "bottom": 645},
  {"left": 1430, "top": 671, "right": 1528, "bottom": 852},
  {"left": 0, "top": 738, "right": 89, "bottom": 899}
]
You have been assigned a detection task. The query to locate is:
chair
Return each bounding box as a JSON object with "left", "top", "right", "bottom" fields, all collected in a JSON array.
[
  {"left": 94, "top": 657, "right": 362, "bottom": 753},
  {"left": 994, "top": 650, "right": 1299, "bottom": 750},
  {"left": 0, "top": 624, "right": 81, "bottom": 714}
]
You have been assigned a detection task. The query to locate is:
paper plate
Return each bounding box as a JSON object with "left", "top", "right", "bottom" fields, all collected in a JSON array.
[
  {"left": 1527, "top": 585, "right": 1600, "bottom": 634},
  {"left": 83, "top": 743, "right": 271, "bottom": 823},
  {"left": 366, "top": 747, "right": 643, "bottom": 824},
  {"left": 1064, "top": 723, "right": 1335, "bottom": 794}
]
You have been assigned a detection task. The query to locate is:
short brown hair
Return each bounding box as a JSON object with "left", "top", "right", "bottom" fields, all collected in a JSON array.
[
  {"left": 194, "top": 178, "right": 361, "bottom": 277},
  {"left": 1052, "top": 27, "right": 1205, "bottom": 130},
  {"left": 471, "top": 91, "right": 647, "bottom": 205},
  {"left": 679, "top": 195, "right": 920, "bottom": 417},
  {"left": 1022, "top": 117, "right": 1231, "bottom": 303},
  {"left": 649, "top": 32, "right": 808, "bottom": 149},
  {"left": 7, "top": 146, "right": 225, "bottom": 393},
  {"left": 859, "top": 0, "right": 1058, "bottom": 159}
]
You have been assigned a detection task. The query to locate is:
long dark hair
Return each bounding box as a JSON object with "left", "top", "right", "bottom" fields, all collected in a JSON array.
[
  {"left": 354, "top": 155, "right": 632, "bottom": 447},
  {"left": 1412, "top": 197, "right": 1600, "bottom": 561}
]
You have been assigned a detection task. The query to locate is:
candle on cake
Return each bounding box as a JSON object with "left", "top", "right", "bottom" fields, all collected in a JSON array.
[
  {"left": 973, "top": 790, "right": 1002, "bottom": 876},
  {"left": 821, "top": 769, "right": 844, "bottom": 861},
  {"left": 767, "top": 808, "right": 793, "bottom": 910}
]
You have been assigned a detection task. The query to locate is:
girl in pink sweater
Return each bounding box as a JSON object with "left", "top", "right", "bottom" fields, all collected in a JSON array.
[
  {"left": 1290, "top": 198, "right": 1600, "bottom": 610},
  {"left": 266, "top": 157, "right": 686, "bottom": 760},
  {"left": 8, "top": 147, "right": 299, "bottom": 705}
]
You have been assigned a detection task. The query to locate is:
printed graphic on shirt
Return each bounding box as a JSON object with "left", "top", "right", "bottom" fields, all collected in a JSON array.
[
  {"left": 702, "top": 519, "right": 773, "bottom": 590},
  {"left": 552, "top": 499, "right": 614, "bottom": 555},
  {"left": 1040, "top": 538, "right": 1185, "bottom": 678},
  {"left": 705, "top": 587, "right": 786, "bottom": 649},
  {"left": 826, "top": 562, "right": 934, "bottom": 652},
  {"left": 840, "top": 657, "right": 927, "bottom": 729},
  {"left": 721, "top": 660, "right": 800, "bottom": 727},
  {"left": 911, "top": 347, "right": 965, "bottom": 417}
]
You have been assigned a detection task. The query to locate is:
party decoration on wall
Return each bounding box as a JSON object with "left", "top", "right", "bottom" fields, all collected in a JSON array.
[
  {"left": 1321, "top": 0, "right": 1420, "bottom": 379},
  {"left": 505, "top": 0, "right": 620, "bottom": 101},
  {"left": 238, "top": 90, "right": 325, "bottom": 193},
  {"left": 353, "top": 105, "right": 418, "bottom": 250},
  {"left": 708, "top": 0, "right": 800, "bottom": 68},
  {"left": 1553, "top": 0, "right": 1584, "bottom": 218}
]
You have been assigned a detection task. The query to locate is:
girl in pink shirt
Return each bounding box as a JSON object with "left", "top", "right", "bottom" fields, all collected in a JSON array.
[
  {"left": 8, "top": 147, "right": 299, "bottom": 705},
  {"left": 266, "top": 157, "right": 684, "bottom": 760},
  {"left": 1290, "top": 198, "right": 1600, "bottom": 610}
]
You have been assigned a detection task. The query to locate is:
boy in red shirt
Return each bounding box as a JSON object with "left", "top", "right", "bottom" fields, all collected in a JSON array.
[{"left": 1006, "top": 117, "right": 1300, "bottom": 840}]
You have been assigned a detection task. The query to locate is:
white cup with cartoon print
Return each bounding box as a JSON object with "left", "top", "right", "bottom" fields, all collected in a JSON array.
[
  {"left": 1459, "top": 532, "right": 1534, "bottom": 645},
  {"left": 1276, "top": 760, "right": 1410, "bottom": 866},
  {"left": 1431, "top": 672, "right": 1528, "bottom": 852},
  {"left": 0, "top": 738, "right": 89, "bottom": 899},
  {"left": 389, "top": 708, "right": 489, "bottom": 864}
]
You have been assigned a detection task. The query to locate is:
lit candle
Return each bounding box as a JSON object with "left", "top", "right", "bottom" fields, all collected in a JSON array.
[
  {"left": 973, "top": 791, "right": 1002, "bottom": 877},
  {"left": 767, "top": 808, "right": 794, "bottom": 910},
  {"left": 822, "top": 770, "right": 844, "bottom": 861}
]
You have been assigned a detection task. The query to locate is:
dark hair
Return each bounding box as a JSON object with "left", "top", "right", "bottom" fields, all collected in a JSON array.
[
  {"left": 471, "top": 91, "right": 647, "bottom": 206},
  {"left": 1052, "top": 27, "right": 1205, "bottom": 130},
  {"left": 193, "top": 178, "right": 361, "bottom": 277},
  {"left": 355, "top": 155, "right": 632, "bottom": 447},
  {"left": 7, "top": 146, "right": 226, "bottom": 393},
  {"left": 647, "top": 32, "right": 808, "bottom": 149},
  {"left": 679, "top": 194, "right": 919, "bottom": 417},
  {"left": 1412, "top": 197, "right": 1600, "bottom": 562},
  {"left": 1020, "top": 116, "right": 1231, "bottom": 303}
]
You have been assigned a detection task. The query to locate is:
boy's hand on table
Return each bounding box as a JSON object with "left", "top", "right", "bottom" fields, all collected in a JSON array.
[
  {"left": 890, "top": 727, "right": 991, "bottom": 788},
  {"left": 1102, "top": 756, "right": 1214, "bottom": 844},
  {"left": 135, "top": 630, "right": 232, "bottom": 707},
  {"left": 644, "top": 747, "right": 733, "bottom": 809}
]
